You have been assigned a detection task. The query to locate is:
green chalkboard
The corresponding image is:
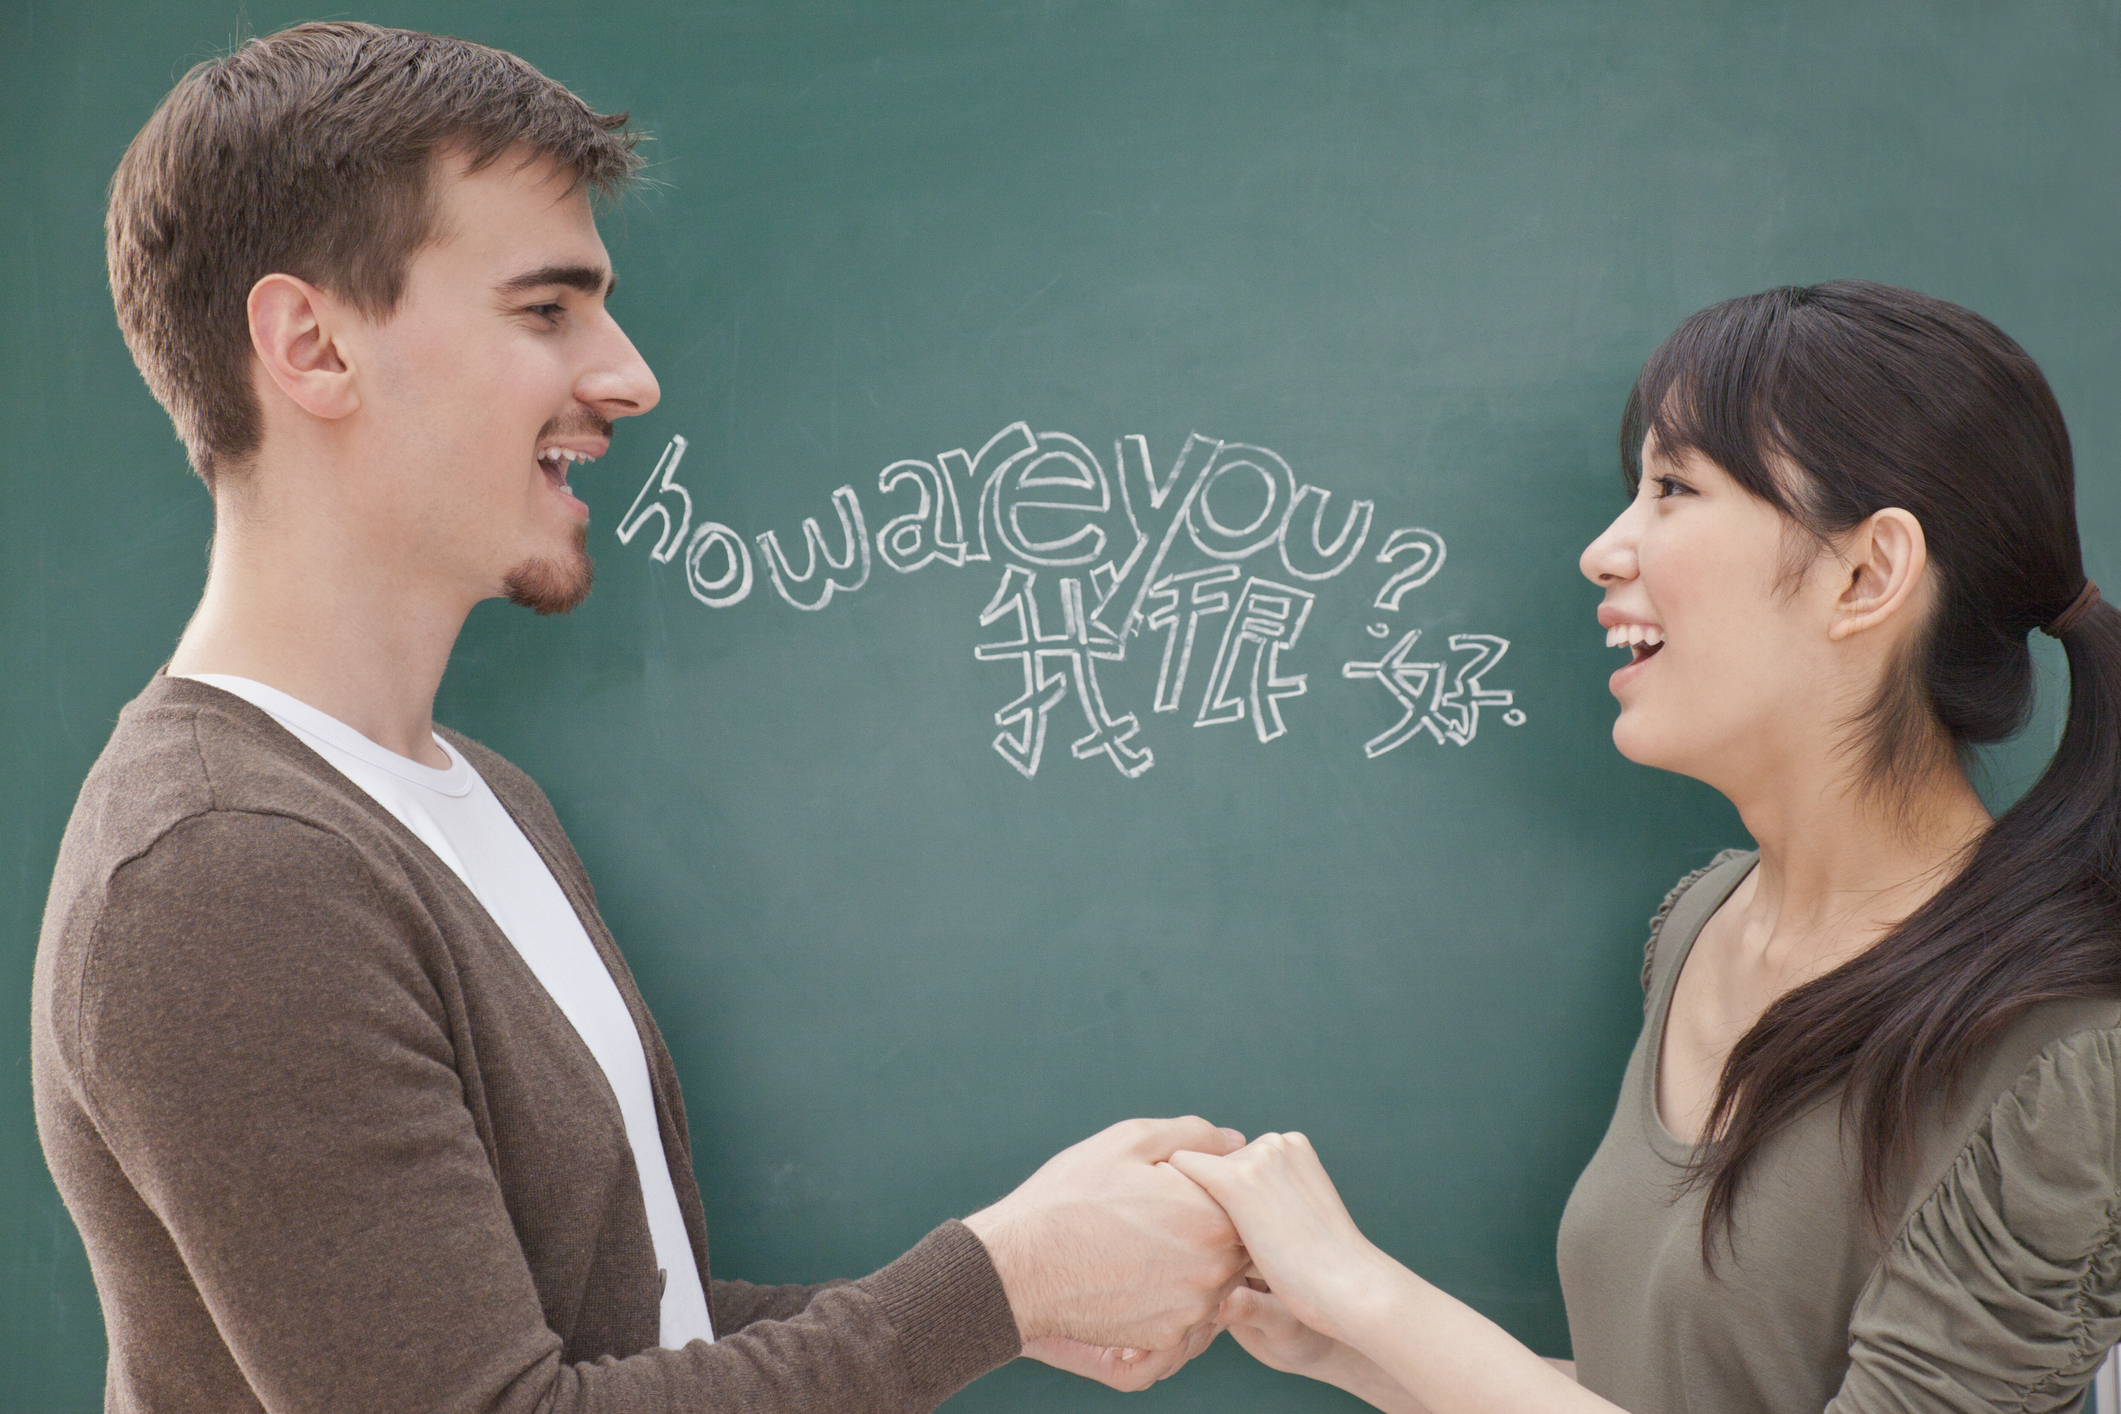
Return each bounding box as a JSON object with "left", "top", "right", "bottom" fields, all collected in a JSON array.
[{"left": 6, "top": 3, "right": 2114, "bottom": 1410}]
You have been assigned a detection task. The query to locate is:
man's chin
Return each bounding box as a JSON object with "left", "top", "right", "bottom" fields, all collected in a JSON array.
[{"left": 503, "top": 537, "right": 595, "bottom": 616}]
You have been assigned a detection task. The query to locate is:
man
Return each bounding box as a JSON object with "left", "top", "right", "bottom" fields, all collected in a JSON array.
[{"left": 31, "top": 22, "right": 1244, "bottom": 1412}]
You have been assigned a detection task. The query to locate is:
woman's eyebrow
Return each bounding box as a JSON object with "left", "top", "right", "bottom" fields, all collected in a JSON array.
[{"left": 497, "top": 263, "right": 615, "bottom": 297}]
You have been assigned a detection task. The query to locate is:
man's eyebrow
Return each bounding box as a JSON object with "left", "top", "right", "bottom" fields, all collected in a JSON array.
[{"left": 497, "top": 264, "right": 616, "bottom": 298}]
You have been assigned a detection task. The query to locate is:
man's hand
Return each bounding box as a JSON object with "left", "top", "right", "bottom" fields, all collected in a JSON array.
[
  {"left": 1023, "top": 1319, "right": 1223, "bottom": 1391},
  {"left": 964, "top": 1116, "right": 1247, "bottom": 1353}
]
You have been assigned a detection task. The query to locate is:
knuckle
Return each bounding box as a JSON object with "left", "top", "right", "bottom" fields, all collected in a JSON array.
[{"left": 1117, "top": 1116, "right": 1159, "bottom": 1149}]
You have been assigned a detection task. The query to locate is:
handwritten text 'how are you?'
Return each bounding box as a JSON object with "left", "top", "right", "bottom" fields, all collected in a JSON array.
[{"left": 617, "top": 422, "right": 1524, "bottom": 779}]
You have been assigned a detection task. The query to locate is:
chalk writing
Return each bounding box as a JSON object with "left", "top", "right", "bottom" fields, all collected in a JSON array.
[
  {"left": 619, "top": 424, "right": 1521, "bottom": 776},
  {"left": 757, "top": 487, "right": 871, "bottom": 611},
  {"left": 974, "top": 567, "right": 1152, "bottom": 779},
  {"left": 1342, "top": 630, "right": 1515, "bottom": 756},
  {"left": 616, "top": 434, "right": 694, "bottom": 563},
  {"left": 1195, "top": 578, "right": 1316, "bottom": 743},
  {"left": 1372, "top": 527, "right": 1446, "bottom": 609},
  {"left": 1145, "top": 567, "right": 1240, "bottom": 713}
]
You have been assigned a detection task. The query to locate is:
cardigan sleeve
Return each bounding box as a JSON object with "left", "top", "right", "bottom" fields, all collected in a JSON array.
[
  {"left": 1827, "top": 1026, "right": 2121, "bottom": 1414},
  {"left": 65, "top": 808, "right": 1021, "bottom": 1414},
  {"left": 713, "top": 1276, "right": 849, "bottom": 1331}
]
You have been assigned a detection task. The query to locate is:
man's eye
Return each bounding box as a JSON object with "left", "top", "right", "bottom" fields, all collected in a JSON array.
[{"left": 530, "top": 302, "right": 565, "bottom": 322}]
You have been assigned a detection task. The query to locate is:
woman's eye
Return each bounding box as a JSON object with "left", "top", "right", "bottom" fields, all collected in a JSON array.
[{"left": 1654, "top": 476, "right": 1693, "bottom": 499}]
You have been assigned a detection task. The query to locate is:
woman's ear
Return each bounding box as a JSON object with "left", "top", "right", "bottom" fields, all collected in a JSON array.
[
  {"left": 1828, "top": 508, "right": 1928, "bottom": 642},
  {"left": 247, "top": 272, "right": 360, "bottom": 421}
]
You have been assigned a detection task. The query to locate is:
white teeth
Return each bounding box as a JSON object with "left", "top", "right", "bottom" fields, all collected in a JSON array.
[
  {"left": 1605, "top": 623, "right": 1666, "bottom": 648},
  {"left": 1644, "top": 626, "right": 1664, "bottom": 646},
  {"left": 537, "top": 447, "right": 597, "bottom": 465},
  {"left": 1606, "top": 626, "right": 1623, "bottom": 648}
]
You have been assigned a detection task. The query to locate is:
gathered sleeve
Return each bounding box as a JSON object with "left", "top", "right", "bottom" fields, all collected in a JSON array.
[{"left": 1828, "top": 1026, "right": 2121, "bottom": 1414}]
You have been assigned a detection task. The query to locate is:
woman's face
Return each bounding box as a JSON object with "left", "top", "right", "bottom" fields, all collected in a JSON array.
[{"left": 1578, "top": 437, "right": 1844, "bottom": 794}]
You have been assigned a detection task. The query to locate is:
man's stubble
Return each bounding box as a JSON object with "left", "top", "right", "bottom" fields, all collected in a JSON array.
[{"left": 503, "top": 522, "right": 594, "bottom": 615}]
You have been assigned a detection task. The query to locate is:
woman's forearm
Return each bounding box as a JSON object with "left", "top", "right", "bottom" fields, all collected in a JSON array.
[
  {"left": 1309, "top": 1341, "right": 1439, "bottom": 1414},
  {"left": 1333, "top": 1250, "right": 1619, "bottom": 1414},
  {"left": 1164, "top": 1137, "right": 1613, "bottom": 1414}
]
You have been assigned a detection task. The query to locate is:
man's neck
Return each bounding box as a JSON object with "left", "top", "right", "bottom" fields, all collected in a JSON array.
[{"left": 167, "top": 494, "right": 473, "bottom": 768}]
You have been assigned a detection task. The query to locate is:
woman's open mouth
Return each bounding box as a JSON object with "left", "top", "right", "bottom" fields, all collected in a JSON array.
[{"left": 1605, "top": 623, "right": 1665, "bottom": 666}]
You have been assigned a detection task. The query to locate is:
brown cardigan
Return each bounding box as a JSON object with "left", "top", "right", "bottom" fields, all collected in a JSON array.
[{"left": 32, "top": 674, "right": 1022, "bottom": 1412}]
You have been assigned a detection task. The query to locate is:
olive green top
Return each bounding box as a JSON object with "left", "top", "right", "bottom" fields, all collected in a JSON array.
[{"left": 1557, "top": 850, "right": 2121, "bottom": 1414}]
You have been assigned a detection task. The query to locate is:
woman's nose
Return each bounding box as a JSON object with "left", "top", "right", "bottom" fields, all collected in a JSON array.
[{"left": 1580, "top": 510, "right": 1639, "bottom": 586}]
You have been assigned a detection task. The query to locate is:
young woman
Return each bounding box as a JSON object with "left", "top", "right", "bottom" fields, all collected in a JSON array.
[{"left": 1170, "top": 281, "right": 2121, "bottom": 1413}]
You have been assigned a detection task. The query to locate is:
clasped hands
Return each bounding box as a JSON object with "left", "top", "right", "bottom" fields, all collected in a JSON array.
[{"left": 963, "top": 1117, "right": 1380, "bottom": 1393}]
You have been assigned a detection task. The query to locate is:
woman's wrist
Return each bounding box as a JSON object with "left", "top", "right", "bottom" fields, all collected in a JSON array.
[
  {"left": 1314, "top": 1240, "right": 1415, "bottom": 1344},
  {"left": 1328, "top": 1254, "right": 1612, "bottom": 1414}
]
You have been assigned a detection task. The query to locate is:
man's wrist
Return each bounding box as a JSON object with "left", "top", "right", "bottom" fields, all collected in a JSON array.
[{"left": 961, "top": 1201, "right": 1044, "bottom": 1345}]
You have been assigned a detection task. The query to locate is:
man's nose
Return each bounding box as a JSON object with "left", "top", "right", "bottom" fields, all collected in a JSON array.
[{"left": 579, "top": 315, "right": 661, "bottom": 420}]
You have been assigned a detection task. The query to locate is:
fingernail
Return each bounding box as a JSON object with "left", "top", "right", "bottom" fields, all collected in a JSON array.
[{"left": 1219, "top": 1127, "right": 1245, "bottom": 1146}]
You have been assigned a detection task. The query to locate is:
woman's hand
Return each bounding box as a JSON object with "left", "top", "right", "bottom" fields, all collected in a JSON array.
[
  {"left": 1220, "top": 1278, "right": 1342, "bottom": 1375},
  {"left": 1166, "top": 1132, "right": 1386, "bottom": 1346},
  {"left": 1219, "top": 1277, "right": 1439, "bottom": 1414}
]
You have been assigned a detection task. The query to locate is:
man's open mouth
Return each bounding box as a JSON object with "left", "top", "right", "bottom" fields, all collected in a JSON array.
[{"left": 538, "top": 446, "right": 596, "bottom": 491}]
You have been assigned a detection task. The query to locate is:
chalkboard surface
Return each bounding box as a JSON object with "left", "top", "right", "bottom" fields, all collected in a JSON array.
[{"left": 5, "top": 3, "right": 2114, "bottom": 1410}]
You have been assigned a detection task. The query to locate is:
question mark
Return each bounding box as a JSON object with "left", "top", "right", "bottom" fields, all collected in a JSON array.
[{"left": 1373, "top": 527, "right": 1447, "bottom": 611}]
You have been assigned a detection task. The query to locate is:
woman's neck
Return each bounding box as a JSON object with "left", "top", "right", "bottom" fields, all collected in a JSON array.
[{"left": 1724, "top": 747, "right": 1993, "bottom": 982}]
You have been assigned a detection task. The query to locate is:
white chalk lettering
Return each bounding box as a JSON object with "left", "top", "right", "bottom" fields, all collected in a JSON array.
[{"left": 621, "top": 422, "right": 1519, "bottom": 775}]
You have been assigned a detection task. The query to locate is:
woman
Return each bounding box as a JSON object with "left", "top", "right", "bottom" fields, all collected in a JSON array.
[{"left": 1171, "top": 281, "right": 2121, "bottom": 1413}]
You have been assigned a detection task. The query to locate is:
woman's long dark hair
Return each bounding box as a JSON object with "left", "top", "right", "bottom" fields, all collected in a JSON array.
[{"left": 1619, "top": 280, "right": 2121, "bottom": 1256}]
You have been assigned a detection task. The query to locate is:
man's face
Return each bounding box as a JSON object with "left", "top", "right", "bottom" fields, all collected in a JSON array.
[{"left": 342, "top": 148, "right": 659, "bottom": 614}]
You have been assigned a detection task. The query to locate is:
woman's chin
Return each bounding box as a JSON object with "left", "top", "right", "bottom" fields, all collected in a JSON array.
[
  {"left": 1611, "top": 711, "right": 1682, "bottom": 773},
  {"left": 1611, "top": 716, "right": 1732, "bottom": 795}
]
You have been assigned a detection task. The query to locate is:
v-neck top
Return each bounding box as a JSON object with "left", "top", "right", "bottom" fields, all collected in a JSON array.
[{"left": 1557, "top": 850, "right": 2121, "bottom": 1414}]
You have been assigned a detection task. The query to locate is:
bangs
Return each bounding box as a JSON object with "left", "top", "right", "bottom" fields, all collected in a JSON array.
[{"left": 1620, "top": 287, "right": 1812, "bottom": 521}]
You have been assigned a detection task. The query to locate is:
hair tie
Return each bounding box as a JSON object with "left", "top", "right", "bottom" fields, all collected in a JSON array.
[{"left": 2044, "top": 579, "right": 2101, "bottom": 637}]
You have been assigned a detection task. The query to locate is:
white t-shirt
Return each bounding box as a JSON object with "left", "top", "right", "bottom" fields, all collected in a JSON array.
[{"left": 180, "top": 675, "right": 715, "bottom": 1348}]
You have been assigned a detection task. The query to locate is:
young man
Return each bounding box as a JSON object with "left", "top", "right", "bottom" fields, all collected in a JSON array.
[{"left": 32, "top": 23, "right": 1245, "bottom": 1412}]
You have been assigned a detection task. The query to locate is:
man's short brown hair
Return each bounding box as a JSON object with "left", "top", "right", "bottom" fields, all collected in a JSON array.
[{"left": 107, "top": 22, "right": 644, "bottom": 490}]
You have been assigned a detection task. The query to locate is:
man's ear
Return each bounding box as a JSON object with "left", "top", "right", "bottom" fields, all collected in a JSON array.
[
  {"left": 247, "top": 273, "right": 359, "bottom": 420},
  {"left": 1827, "top": 507, "right": 1928, "bottom": 642}
]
